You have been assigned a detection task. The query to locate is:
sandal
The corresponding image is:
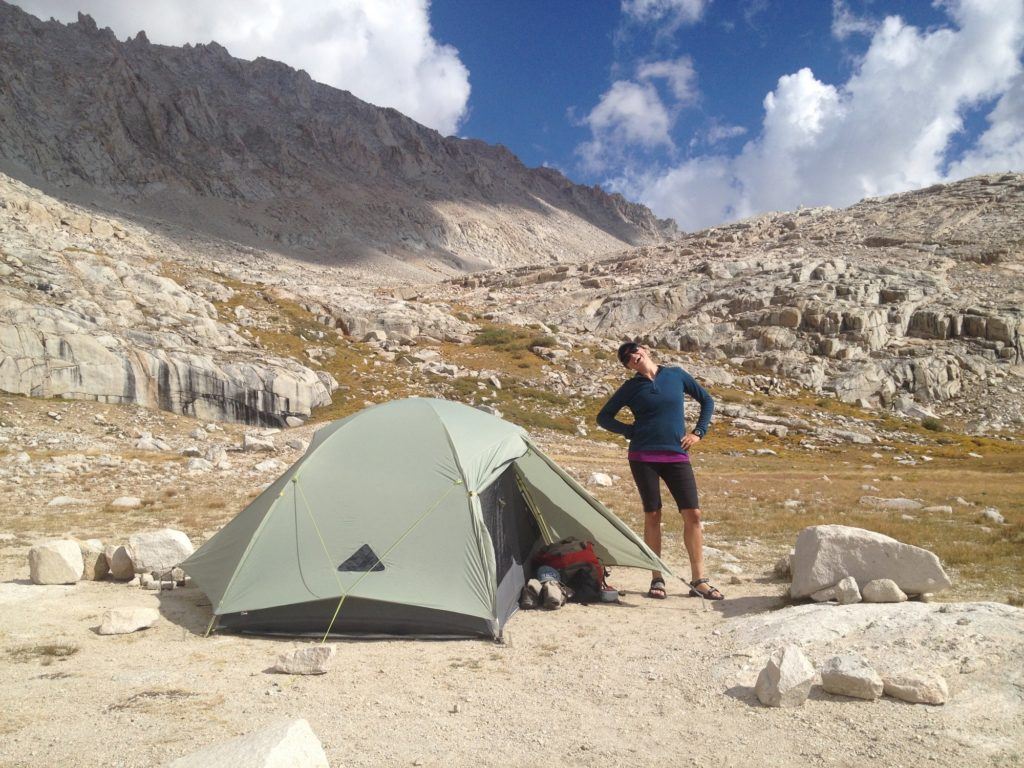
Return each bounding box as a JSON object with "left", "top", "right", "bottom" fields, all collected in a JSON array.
[
  {"left": 688, "top": 578, "right": 725, "bottom": 600},
  {"left": 648, "top": 578, "right": 667, "bottom": 599}
]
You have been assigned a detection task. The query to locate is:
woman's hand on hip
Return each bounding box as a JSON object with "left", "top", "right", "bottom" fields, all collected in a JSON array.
[{"left": 681, "top": 433, "right": 702, "bottom": 450}]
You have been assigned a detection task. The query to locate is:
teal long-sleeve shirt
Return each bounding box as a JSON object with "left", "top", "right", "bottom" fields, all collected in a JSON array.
[{"left": 596, "top": 365, "right": 714, "bottom": 453}]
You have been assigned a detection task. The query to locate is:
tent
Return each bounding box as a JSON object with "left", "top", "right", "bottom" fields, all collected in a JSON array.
[{"left": 182, "top": 398, "right": 668, "bottom": 640}]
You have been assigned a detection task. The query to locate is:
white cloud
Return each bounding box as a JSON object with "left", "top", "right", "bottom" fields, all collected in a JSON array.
[
  {"left": 617, "top": 0, "right": 1024, "bottom": 230},
  {"left": 704, "top": 121, "right": 747, "bottom": 144},
  {"left": 579, "top": 80, "right": 674, "bottom": 171},
  {"left": 637, "top": 57, "right": 698, "bottom": 103},
  {"left": 622, "top": 0, "right": 709, "bottom": 28},
  {"left": 13, "top": 0, "right": 470, "bottom": 135},
  {"left": 831, "top": 0, "right": 877, "bottom": 40}
]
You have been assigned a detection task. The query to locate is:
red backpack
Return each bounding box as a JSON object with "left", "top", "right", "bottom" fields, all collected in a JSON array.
[{"left": 533, "top": 538, "right": 605, "bottom": 584}]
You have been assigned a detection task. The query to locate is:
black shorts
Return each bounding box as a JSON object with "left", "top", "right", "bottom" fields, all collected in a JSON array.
[{"left": 629, "top": 460, "right": 699, "bottom": 512}]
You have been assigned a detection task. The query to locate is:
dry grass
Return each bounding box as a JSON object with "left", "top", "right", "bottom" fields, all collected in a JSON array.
[{"left": 8, "top": 643, "right": 79, "bottom": 665}]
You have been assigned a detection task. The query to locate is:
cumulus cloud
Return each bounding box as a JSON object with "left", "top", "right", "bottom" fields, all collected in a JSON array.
[
  {"left": 13, "top": 0, "right": 470, "bottom": 135},
  {"left": 622, "top": 0, "right": 709, "bottom": 29},
  {"left": 579, "top": 81, "right": 674, "bottom": 171},
  {"left": 614, "top": 0, "right": 1024, "bottom": 230}
]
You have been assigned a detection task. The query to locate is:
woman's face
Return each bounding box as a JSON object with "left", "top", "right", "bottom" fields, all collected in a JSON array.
[{"left": 626, "top": 345, "right": 649, "bottom": 370}]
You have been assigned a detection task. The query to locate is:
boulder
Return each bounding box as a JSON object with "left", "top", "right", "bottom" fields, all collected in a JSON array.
[
  {"left": 861, "top": 579, "right": 908, "bottom": 603},
  {"left": 272, "top": 646, "right": 335, "bottom": 675},
  {"left": 588, "top": 472, "right": 613, "bottom": 487},
  {"left": 105, "top": 544, "right": 135, "bottom": 580},
  {"left": 243, "top": 434, "right": 275, "bottom": 452},
  {"left": 97, "top": 607, "right": 160, "bottom": 635},
  {"left": 755, "top": 645, "right": 815, "bottom": 708},
  {"left": 883, "top": 673, "right": 948, "bottom": 705},
  {"left": 127, "top": 529, "right": 194, "bottom": 574},
  {"left": 820, "top": 654, "right": 883, "bottom": 700},
  {"left": 79, "top": 538, "right": 109, "bottom": 581},
  {"left": 790, "top": 525, "right": 951, "bottom": 599},
  {"left": 28, "top": 539, "right": 84, "bottom": 584},
  {"left": 166, "top": 718, "right": 329, "bottom": 768}
]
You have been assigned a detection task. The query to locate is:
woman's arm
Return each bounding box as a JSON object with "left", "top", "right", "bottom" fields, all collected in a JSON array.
[
  {"left": 681, "top": 371, "right": 714, "bottom": 438},
  {"left": 596, "top": 382, "right": 636, "bottom": 437}
]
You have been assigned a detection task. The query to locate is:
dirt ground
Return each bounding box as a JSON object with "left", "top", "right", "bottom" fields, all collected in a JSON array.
[{"left": 1, "top": 396, "right": 1022, "bottom": 767}]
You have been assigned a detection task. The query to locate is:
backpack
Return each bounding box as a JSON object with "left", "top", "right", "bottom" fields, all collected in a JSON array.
[{"left": 533, "top": 538, "right": 610, "bottom": 603}]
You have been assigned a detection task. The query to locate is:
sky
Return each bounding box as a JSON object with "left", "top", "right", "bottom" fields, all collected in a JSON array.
[{"left": 13, "top": 0, "right": 1024, "bottom": 231}]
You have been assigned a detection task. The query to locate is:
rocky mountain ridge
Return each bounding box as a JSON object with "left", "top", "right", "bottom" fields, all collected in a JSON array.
[{"left": 0, "top": 2, "right": 673, "bottom": 278}]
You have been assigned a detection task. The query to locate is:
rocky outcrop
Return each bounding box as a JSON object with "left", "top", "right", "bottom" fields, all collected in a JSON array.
[
  {"left": 790, "top": 525, "right": 951, "bottom": 599},
  {"left": 444, "top": 174, "right": 1024, "bottom": 430},
  {"left": 0, "top": 3, "right": 673, "bottom": 275},
  {"left": 0, "top": 176, "right": 336, "bottom": 425}
]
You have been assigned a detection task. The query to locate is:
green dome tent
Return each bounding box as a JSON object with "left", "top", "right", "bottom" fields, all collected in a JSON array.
[{"left": 183, "top": 398, "right": 669, "bottom": 639}]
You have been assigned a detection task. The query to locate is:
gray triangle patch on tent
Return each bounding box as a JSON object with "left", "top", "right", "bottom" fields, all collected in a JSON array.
[{"left": 338, "top": 544, "right": 385, "bottom": 572}]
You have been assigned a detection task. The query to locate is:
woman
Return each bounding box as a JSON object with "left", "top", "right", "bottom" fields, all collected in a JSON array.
[{"left": 596, "top": 342, "right": 723, "bottom": 600}]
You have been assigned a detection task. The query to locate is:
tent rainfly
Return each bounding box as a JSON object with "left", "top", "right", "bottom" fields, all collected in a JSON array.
[{"left": 183, "top": 398, "right": 669, "bottom": 639}]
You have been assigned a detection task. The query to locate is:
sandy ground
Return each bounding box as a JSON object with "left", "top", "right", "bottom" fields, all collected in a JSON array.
[{"left": 1, "top": 552, "right": 1021, "bottom": 768}]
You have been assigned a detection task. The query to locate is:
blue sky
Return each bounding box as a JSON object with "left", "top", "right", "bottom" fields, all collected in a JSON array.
[{"left": 14, "top": 0, "right": 1024, "bottom": 230}]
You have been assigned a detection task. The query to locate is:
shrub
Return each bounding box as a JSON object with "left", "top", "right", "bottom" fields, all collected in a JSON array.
[{"left": 921, "top": 416, "right": 944, "bottom": 431}]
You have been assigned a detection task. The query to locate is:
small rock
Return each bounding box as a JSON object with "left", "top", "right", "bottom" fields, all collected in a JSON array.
[
  {"left": 109, "top": 496, "right": 142, "bottom": 509},
  {"left": 811, "top": 585, "right": 836, "bottom": 602},
  {"left": 820, "top": 654, "right": 883, "bottom": 700},
  {"left": 272, "top": 646, "right": 335, "bottom": 675},
  {"left": 186, "top": 458, "right": 214, "bottom": 472},
  {"left": 835, "top": 576, "right": 862, "bottom": 605},
  {"left": 165, "top": 719, "right": 330, "bottom": 767},
  {"left": 97, "top": 607, "right": 160, "bottom": 635},
  {"left": 755, "top": 645, "right": 815, "bottom": 707},
  {"left": 588, "top": 472, "right": 613, "bottom": 487},
  {"left": 862, "top": 579, "right": 908, "bottom": 603},
  {"left": 46, "top": 496, "right": 90, "bottom": 507},
  {"left": 883, "top": 673, "right": 948, "bottom": 705},
  {"left": 243, "top": 434, "right": 276, "bottom": 452},
  {"left": 979, "top": 507, "right": 1005, "bottom": 524},
  {"left": 254, "top": 458, "right": 282, "bottom": 473}
]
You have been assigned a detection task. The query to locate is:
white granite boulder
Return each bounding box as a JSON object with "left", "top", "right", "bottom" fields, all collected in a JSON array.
[
  {"left": 272, "top": 645, "right": 336, "bottom": 675},
  {"left": 755, "top": 645, "right": 815, "bottom": 708},
  {"left": 105, "top": 544, "right": 135, "bottom": 580},
  {"left": 820, "top": 654, "right": 883, "bottom": 700},
  {"left": 28, "top": 539, "right": 84, "bottom": 584},
  {"left": 127, "top": 529, "right": 194, "bottom": 574},
  {"left": 97, "top": 607, "right": 160, "bottom": 635},
  {"left": 166, "top": 718, "right": 329, "bottom": 767},
  {"left": 861, "top": 579, "right": 908, "bottom": 603},
  {"left": 79, "top": 538, "right": 109, "bottom": 581},
  {"left": 790, "top": 525, "right": 950, "bottom": 599},
  {"left": 110, "top": 496, "right": 142, "bottom": 509},
  {"left": 883, "top": 673, "right": 948, "bottom": 705}
]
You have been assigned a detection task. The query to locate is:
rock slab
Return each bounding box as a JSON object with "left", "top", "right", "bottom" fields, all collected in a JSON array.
[
  {"left": 883, "top": 673, "right": 948, "bottom": 705},
  {"left": 165, "top": 718, "right": 329, "bottom": 767},
  {"left": 28, "top": 540, "right": 84, "bottom": 584},
  {"left": 790, "top": 525, "right": 951, "bottom": 599},
  {"left": 273, "top": 646, "right": 335, "bottom": 675},
  {"left": 820, "top": 654, "right": 883, "bottom": 700},
  {"left": 755, "top": 645, "right": 815, "bottom": 708},
  {"left": 97, "top": 607, "right": 160, "bottom": 635}
]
